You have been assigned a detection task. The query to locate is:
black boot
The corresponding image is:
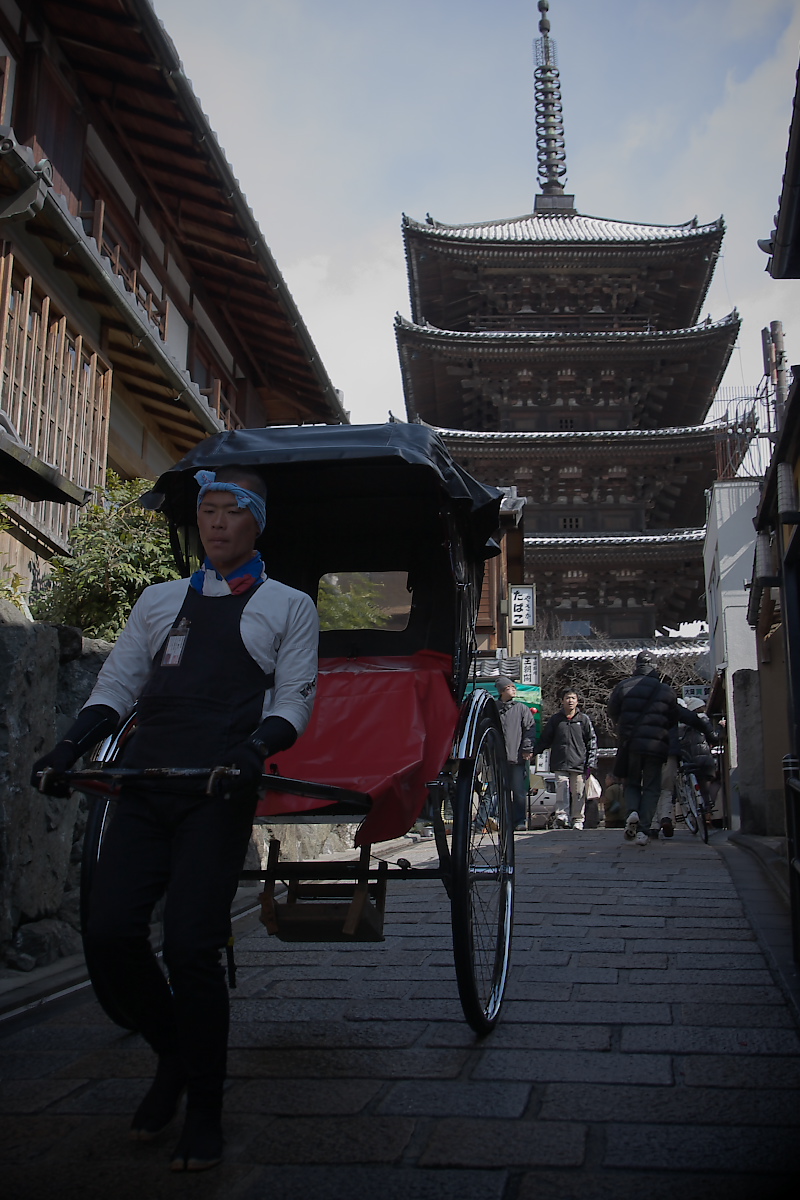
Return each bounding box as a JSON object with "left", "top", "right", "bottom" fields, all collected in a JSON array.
[
  {"left": 169, "top": 1109, "right": 224, "bottom": 1172},
  {"left": 130, "top": 1054, "right": 186, "bottom": 1141}
]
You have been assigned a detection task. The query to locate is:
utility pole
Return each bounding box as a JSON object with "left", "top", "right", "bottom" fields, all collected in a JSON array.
[{"left": 762, "top": 320, "right": 790, "bottom": 430}]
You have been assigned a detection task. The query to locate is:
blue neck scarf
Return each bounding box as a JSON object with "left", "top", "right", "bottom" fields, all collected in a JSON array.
[{"left": 189, "top": 553, "right": 265, "bottom": 596}]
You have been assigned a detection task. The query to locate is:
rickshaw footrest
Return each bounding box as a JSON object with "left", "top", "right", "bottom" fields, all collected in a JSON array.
[
  {"left": 257, "top": 840, "right": 387, "bottom": 942},
  {"left": 259, "top": 895, "right": 386, "bottom": 942}
]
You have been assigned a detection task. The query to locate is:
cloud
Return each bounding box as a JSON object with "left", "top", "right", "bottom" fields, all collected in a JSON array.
[{"left": 283, "top": 232, "right": 410, "bottom": 423}]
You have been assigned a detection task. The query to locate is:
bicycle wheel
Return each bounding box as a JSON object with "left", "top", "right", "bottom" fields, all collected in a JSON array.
[
  {"left": 698, "top": 797, "right": 709, "bottom": 844},
  {"left": 451, "top": 718, "right": 514, "bottom": 1035},
  {"left": 681, "top": 773, "right": 701, "bottom": 838},
  {"left": 80, "top": 796, "right": 139, "bottom": 1031}
]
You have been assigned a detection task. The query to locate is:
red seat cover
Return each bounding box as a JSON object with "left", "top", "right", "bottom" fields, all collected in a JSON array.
[{"left": 258, "top": 651, "right": 459, "bottom": 844}]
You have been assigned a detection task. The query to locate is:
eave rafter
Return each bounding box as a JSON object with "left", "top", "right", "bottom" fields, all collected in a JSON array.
[{"left": 37, "top": 0, "right": 345, "bottom": 425}]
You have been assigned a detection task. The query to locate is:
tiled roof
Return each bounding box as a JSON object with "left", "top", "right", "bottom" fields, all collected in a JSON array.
[
  {"left": 437, "top": 423, "right": 724, "bottom": 443},
  {"left": 403, "top": 212, "right": 723, "bottom": 246},
  {"left": 539, "top": 638, "right": 709, "bottom": 661},
  {"left": 525, "top": 529, "right": 706, "bottom": 548},
  {"left": 395, "top": 313, "right": 738, "bottom": 346}
]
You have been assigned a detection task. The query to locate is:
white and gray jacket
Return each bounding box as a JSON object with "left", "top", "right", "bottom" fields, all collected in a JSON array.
[{"left": 83, "top": 575, "right": 319, "bottom": 738}]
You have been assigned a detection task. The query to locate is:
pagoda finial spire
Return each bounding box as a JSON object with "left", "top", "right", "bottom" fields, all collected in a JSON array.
[{"left": 533, "top": 1, "right": 573, "bottom": 211}]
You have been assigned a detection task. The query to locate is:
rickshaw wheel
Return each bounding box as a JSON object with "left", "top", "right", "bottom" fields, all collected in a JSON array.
[
  {"left": 80, "top": 797, "right": 139, "bottom": 1031},
  {"left": 451, "top": 718, "right": 514, "bottom": 1036}
]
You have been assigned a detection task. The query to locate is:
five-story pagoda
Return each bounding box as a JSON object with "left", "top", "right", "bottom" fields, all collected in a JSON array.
[{"left": 396, "top": 0, "right": 746, "bottom": 639}]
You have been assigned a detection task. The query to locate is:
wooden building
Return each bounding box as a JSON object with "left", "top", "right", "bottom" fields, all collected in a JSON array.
[
  {"left": 396, "top": 4, "right": 747, "bottom": 639},
  {"left": 0, "top": 0, "right": 344, "bottom": 581}
]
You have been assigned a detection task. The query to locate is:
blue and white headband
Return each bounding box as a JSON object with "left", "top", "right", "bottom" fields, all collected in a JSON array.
[{"left": 194, "top": 470, "right": 267, "bottom": 533}]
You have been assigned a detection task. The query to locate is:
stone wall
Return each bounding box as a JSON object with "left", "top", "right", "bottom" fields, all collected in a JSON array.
[
  {"left": 0, "top": 600, "right": 112, "bottom": 969},
  {"left": 0, "top": 599, "right": 359, "bottom": 971},
  {"left": 733, "top": 667, "right": 787, "bottom": 836}
]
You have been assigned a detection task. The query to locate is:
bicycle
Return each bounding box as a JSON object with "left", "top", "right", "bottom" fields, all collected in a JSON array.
[{"left": 674, "top": 760, "right": 712, "bottom": 843}]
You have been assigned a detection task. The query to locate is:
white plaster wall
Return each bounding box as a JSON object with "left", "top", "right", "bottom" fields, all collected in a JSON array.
[
  {"left": 704, "top": 480, "right": 759, "bottom": 678},
  {"left": 703, "top": 480, "right": 760, "bottom": 826}
]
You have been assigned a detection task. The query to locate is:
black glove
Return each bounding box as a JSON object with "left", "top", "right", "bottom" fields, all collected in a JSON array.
[
  {"left": 30, "top": 705, "right": 119, "bottom": 796},
  {"left": 219, "top": 716, "right": 298, "bottom": 796},
  {"left": 224, "top": 740, "right": 268, "bottom": 792},
  {"left": 31, "top": 741, "right": 80, "bottom": 796}
]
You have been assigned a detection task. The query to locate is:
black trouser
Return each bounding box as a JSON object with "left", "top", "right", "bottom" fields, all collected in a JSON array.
[
  {"left": 83, "top": 787, "right": 256, "bottom": 1112},
  {"left": 623, "top": 751, "right": 663, "bottom": 831}
]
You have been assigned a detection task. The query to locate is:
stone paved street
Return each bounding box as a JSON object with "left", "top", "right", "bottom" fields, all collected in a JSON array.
[{"left": 2, "top": 828, "right": 800, "bottom": 1200}]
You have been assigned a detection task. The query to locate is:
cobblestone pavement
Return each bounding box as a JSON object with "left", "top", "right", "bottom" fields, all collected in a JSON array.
[{"left": 2, "top": 828, "right": 800, "bottom": 1200}]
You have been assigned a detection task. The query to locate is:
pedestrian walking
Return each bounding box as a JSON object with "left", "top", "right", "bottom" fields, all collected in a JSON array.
[
  {"left": 534, "top": 688, "right": 597, "bottom": 829},
  {"left": 496, "top": 678, "right": 535, "bottom": 830},
  {"left": 656, "top": 697, "right": 719, "bottom": 834},
  {"left": 607, "top": 651, "right": 711, "bottom": 846},
  {"left": 31, "top": 466, "right": 319, "bottom": 1171}
]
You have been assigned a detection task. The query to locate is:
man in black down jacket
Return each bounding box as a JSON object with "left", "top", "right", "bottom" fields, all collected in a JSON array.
[{"left": 607, "top": 650, "right": 709, "bottom": 845}]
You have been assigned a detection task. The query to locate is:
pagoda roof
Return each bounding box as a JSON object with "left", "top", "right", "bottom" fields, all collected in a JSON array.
[
  {"left": 525, "top": 528, "right": 705, "bottom": 551},
  {"left": 397, "top": 312, "right": 739, "bottom": 429},
  {"left": 436, "top": 422, "right": 725, "bottom": 446},
  {"left": 402, "top": 209, "right": 724, "bottom": 339},
  {"left": 435, "top": 422, "right": 746, "bottom": 530},
  {"left": 403, "top": 211, "right": 724, "bottom": 247},
  {"left": 396, "top": 312, "right": 738, "bottom": 350},
  {"left": 539, "top": 637, "right": 708, "bottom": 662},
  {"left": 524, "top": 528, "right": 707, "bottom": 626}
]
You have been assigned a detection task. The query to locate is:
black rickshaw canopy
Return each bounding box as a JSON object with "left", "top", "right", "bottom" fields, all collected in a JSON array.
[{"left": 142, "top": 422, "right": 502, "bottom": 565}]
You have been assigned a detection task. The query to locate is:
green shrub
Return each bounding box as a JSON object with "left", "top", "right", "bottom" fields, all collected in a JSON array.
[
  {"left": 0, "top": 494, "right": 29, "bottom": 614},
  {"left": 317, "top": 572, "right": 389, "bottom": 631},
  {"left": 31, "top": 472, "right": 180, "bottom": 639}
]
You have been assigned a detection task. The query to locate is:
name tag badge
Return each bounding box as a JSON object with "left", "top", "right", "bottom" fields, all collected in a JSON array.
[{"left": 162, "top": 617, "right": 190, "bottom": 667}]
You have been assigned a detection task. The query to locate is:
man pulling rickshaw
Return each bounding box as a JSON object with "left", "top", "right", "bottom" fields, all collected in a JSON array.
[
  {"left": 33, "top": 465, "right": 318, "bottom": 1171},
  {"left": 32, "top": 423, "right": 516, "bottom": 1172}
]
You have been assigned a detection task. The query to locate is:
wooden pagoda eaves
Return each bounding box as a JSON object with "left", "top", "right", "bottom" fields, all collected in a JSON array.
[
  {"left": 436, "top": 421, "right": 739, "bottom": 453},
  {"left": 525, "top": 528, "right": 707, "bottom": 628},
  {"left": 437, "top": 421, "right": 753, "bottom": 531},
  {"left": 402, "top": 211, "right": 724, "bottom": 332},
  {"left": 397, "top": 312, "right": 740, "bottom": 431},
  {"left": 30, "top": 0, "right": 346, "bottom": 428},
  {"left": 525, "top": 527, "right": 706, "bottom": 555}
]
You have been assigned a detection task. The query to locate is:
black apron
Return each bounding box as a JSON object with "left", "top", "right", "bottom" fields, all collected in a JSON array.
[{"left": 123, "top": 584, "right": 272, "bottom": 771}]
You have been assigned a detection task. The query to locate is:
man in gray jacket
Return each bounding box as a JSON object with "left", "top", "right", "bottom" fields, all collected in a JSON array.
[{"left": 497, "top": 679, "right": 535, "bottom": 830}]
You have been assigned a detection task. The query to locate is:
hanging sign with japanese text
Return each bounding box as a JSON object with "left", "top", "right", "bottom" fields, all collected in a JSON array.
[
  {"left": 509, "top": 585, "right": 536, "bottom": 629},
  {"left": 520, "top": 653, "right": 541, "bottom": 686}
]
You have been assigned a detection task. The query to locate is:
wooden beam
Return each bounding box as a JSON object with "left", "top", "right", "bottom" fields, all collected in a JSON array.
[{"left": 54, "top": 33, "right": 160, "bottom": 71}]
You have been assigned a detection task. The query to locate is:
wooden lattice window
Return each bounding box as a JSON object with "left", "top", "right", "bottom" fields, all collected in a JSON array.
[{"left": 0, "top": 247, "right": 111, "bottom": 551}]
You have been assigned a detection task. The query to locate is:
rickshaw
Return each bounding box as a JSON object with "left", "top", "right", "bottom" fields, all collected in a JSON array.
[{"left": 67, "top": 423, "right": 515, "bottom": 1035}]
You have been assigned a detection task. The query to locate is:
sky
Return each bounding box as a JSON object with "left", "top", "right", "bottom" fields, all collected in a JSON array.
[{"left": 151, "top": 0, "right": 800, "bottom": 426}]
